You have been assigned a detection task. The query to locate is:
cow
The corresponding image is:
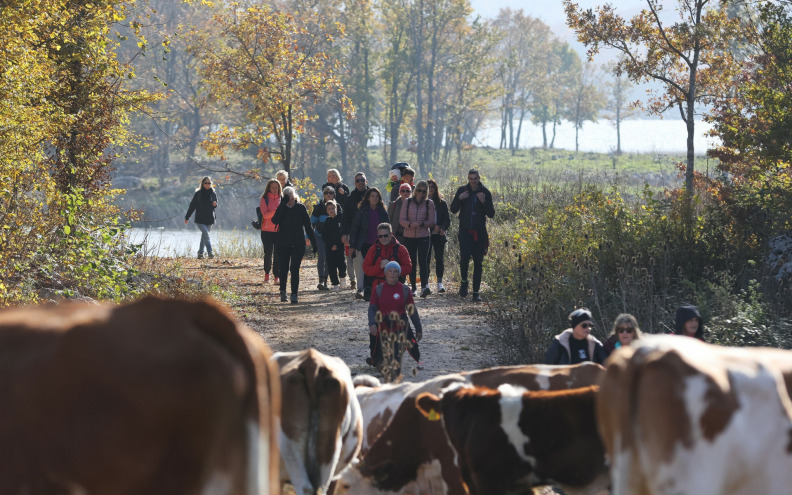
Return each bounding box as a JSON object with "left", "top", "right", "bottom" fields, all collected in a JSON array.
[
  {"left": 335, "top": 363, "right": 604, "bottom": 495},
  {"left": 0, "top": 296, "right": 281, "bottom": 495},
  {"left": 272, "top": 349, "right": 363, "bottom": 495},
  {"left": 415, "top": 384, "right": 608, "bottom": 495},
  {"left": 599, "top": 335, "right": 792, "bottom": 495}
]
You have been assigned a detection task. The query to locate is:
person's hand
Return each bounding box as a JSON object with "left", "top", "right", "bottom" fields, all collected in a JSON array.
[
  {"left": 338, "top": 188, "right": 346, "bottom": 195},
  {"left": 342, "top": 235, "right": 348, "bottom": 245},
  {"left": 380, "top": 259, "right": 388, "bottom": 269},
  {"left": 369, "top": 325, "right": 377, "bottom": 335},
  {"left": 476, "top": 192, "right": 486, "bottom": 203},
  {"left": 415, "top": 330, "right": 423, "bottom": 342},
  {"left": 184, "top": 219, "right": 188, "bottom": 225},
  {"left": 331, "top": 245, "right": 337, "bottom": 251},
  {"left": 212, "top": 201, "right": 217, "bottom": 207},
  {"left": 432, "top": 225, "right": 440, "bottom": 234},
  {"left": 349, "top": 248, "right": 356, "bottom": 257},
  {"left": 459, "top": 190, "right": 469, "bottom": 200}
]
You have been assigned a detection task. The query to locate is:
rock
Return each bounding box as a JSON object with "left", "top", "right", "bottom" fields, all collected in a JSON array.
[{"left": 768, "top": 234, "right": 792, "bottom": 282}]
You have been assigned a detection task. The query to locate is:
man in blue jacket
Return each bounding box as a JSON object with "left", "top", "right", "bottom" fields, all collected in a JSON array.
[{"left": 450, "top": 169, "right": 495, "bottom": 302}]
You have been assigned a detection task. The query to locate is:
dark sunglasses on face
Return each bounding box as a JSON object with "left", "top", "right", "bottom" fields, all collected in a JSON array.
[
  {"left": 581, "top": 323, "right": 593, "bottom": 329},
  {"left": 617, "top": 326, "right": 634, "bottom": 334},
  {"left": 203, "top": 182, "right": 211, "bottom": 185},
  {"left": 324, "top": 192, "right": 334, "bottom": 196},
  {"left": 355, "top": 178, "right": 367, "bottom": 183},
  {"left": 415, "top": 189, "right": 427, "bottom": 193},
  {"left": 378, "top": 234, "right": 390, "bottom": 238}
]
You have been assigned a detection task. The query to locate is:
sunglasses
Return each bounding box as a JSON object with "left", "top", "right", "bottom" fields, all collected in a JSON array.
[
  {"left": 415, "top": 189, "right": 427, "bottom": 193},
  {"left": 355, "top": 178, "right": 367, "bottom": 183},
  {"left": 203, "top": 182, "right": 211, "bottom": 185},
  {"left": 324, "top": 192, "right": 335, "bottom": 196},
  {"left": 617, "top": 326, "right": 634, "bottom": 334},
  {"left": 378, "top": 234, "right": 391, "bottom": 238},
  {"left": 580, "top": 323, "right": 593, "bottom": 329}
]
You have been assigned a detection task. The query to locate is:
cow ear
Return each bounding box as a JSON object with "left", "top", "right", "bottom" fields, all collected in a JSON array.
[{"left": 415, "top": 393, "right": 442, "bottom": 421}]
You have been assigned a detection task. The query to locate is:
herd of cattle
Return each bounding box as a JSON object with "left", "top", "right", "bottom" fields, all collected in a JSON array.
[{"left": 2, "top": 297, "right": 792, "bottom": 494}]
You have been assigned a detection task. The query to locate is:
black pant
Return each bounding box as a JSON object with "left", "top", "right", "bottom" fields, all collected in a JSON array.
[
  {"left": 260, "top": 231, "right": 279, "bottom": 277},
  {"left": 428, "top": 233, "right": 447, "bottom": 283},
  {"left": 458, "top": 230, "right": 486, "bottom": 292},
  {"left": 403, "top": 236, "right": 431, "bottom": 290},
  {"left": 325, "top": 246, "right": 347, "bottom": 285},
  {"left": 276, "top": 244, "right": 305, "bottom": 295}
]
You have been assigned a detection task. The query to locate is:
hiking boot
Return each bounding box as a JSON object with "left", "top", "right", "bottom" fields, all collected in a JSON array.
[
  {"left": 331, "top": 284, "right": 340, "bottom": 291},
  {"left": 264, "top": 273, "right": 270, "bottom": 282},
  {"left": 365, "top": 357, "right": 375, "bottom": 367},
  {"left": 290, "top": 294, "right": 298, "bottom": 304},
  {"left": 280, "top": 291, "right": 287, "bottom": 302},
  {"left": 471, "top": 292, "right": 482, "bottom": 302},
  {"left": 197, "top": 253, "right": 204, "bottom": 259},
  {"left": 420, "top": 286, "right": 431, "bottom": 298},
  {"left": 355, "top": 291, "right": 364, "bottom": 300},
  {"left": 459, "top": 280, "right": 469, "bottom": 298},
  {"left": 207, "top": 252, "right": 214, "bottom": 259},
  {"left": 350, "top": 279, "right": 357, "bottom": 290},
  {"left": 437, "top": 282, "right": 446, "bottom": 293}
]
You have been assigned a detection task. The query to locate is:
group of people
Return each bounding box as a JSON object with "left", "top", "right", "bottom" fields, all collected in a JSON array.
[{"left": 544, "top": 304, "right": 705, "bottom": 365}]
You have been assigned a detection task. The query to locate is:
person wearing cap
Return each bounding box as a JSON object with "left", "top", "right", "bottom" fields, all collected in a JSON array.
[
  {"left": 544, "top": 308, "right": 607, "bottom": 365},
  {"left": 673, "top": 304, "right": 705, "bottom": 340},
  {"left": 367, "top": 260, "right": 423, "bottom": 374},
  {"left": 387, "top": 182, "right": 412, "bottom": 244},
  {"left": 389, "top": 166, "right": 415, "bottom": 204},
  {"left": 363, "top": 223, "right": 412, "bottom": 291}
]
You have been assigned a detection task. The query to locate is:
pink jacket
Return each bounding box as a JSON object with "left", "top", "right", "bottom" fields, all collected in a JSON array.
[
  {"left": 400, "top": 198, "right": 435, "bottom": 238},
  {"left": 260, "top": 193, "right": 281, "bottom": 232}
]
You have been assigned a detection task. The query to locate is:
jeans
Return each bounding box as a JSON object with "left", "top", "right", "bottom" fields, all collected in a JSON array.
[
  {"left": 352, "top": 247, "right": 365, "bottom": 291},
  {"left": 403, "top": 236, "right": 431, "bottom": 290},
  {"left": 276, "top": 244, "right": 306, "bottom": 295},
  {"left": 197, "top": 223, "right": 213, "bottom": 256},
  {"left": 260, "top": 231, "right": 278, "bottom": 277},
  {"left": 428, "top": 233, "right": 447, "bottom": 283},
  {"left": 315, "top": 233, "right": 328, "bottom": 280},
  {"left": 458, "top": 230, "right": 486, "bottom": 293}
]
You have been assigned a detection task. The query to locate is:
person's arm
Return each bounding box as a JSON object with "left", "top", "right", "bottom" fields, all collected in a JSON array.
[
  {"left": 211, "top": 190, "right": 218, "bottom": 208},
  {"left": 362, "top": 245, "right": 380, "bottom": 277},
  {"left": 184, "top": 192, "right": 198, "bottom": 223},
  {"left": 271, "top": 201, "right": 287, "bottom": 226},
  {"left": 407, "top": 299, "right": 422, "bottom": 340},
  {"left": 261, "top": 197, "right": 277, "bottom": 222},
  {"left": 302, "top": 206, "right": 317, "bottom": 250},
  {"left": 543, "top": 340, "right": 560, "bottom": 365},
  {"left": 349, "top": 210, "right": 361, "bottom": 252},
  {"left": 368, "top": 289, "right": 381, "bottom": 334},
  {"left": 439, "top": 201, "right": 451, "bottom": 231},
  {"left": 483, "top": 189, "right": 495, "bottom": 218},
  {"left": 396, "top": 244, "right": 412, "bottom": 278},
  {"left": 399, "top": 199, "right": 410, "bottom": 229},
  {"left": 594, "top": 342, "right": 608, "bottom": 364},
  {"left": 423, "top": 200, "right": 436, "bottom": 231},
  {"left": 449, "top": 187, "right": 462, "bottom": 214}
]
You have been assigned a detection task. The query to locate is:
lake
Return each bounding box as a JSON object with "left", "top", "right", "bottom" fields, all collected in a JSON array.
[
  {"left": 126, "top": 227, "right": 262, "bottom": 258},
  {"left": 476, "top": 119, "right": 717, "bottom": 154}
]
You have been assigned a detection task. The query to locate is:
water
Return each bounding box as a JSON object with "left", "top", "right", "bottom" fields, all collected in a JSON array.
[
  {"left": 126, "top": 227, "right": 261, "bottom": 258},
  {"left": 475, "top": 119, "right": 718, "bottom": 154}
]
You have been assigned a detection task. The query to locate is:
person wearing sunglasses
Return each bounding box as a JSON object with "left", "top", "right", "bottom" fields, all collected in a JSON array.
[
  {"left": 387, "top": 182, "right": 413, "bottom": 245},
  {"left": 184, "top": 176, "right": 218, "bottom": 259},
  {"left": 341, "top": 172, "right": 369, "bottom": 292},
  {"left": 349, "top": 187, "right": 390, "bottom": 300},
  {"left": 604, "top": 313, "right": 643, "bottom": 355},
  {"left": 389, "top": 165, "right": 415, "bottom": 204},
  {"left": 311, "top": 186, "right": 344, "bottom": 290},
  {"left": 544, "top": 308, "right": 607, "bottom": 365},
  {"left": 363, "top": 223, "right": 412, "bottom": 293},
  {"left": 400, "top": 180, "right": 436, "bottom": 298}
]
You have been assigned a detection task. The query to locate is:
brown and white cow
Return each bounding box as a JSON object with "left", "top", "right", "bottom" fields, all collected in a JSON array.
[
  {"left": 416, "top": 384, "right": 608, "bottom": 495},
  {"left": 335, "top": 363, "right": 604, "bottom": 495},
  {"left": 0, "top": 296, "right": 280, "bottom": 495},
  {"left": 272, "top": 349, "right": 363, "bottom": 495},
  {"left": 599, "top": 335, "right": 792, "bottom": 495}
]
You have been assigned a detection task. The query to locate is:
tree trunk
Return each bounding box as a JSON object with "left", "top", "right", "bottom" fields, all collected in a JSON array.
[
  {"left": 541, "top": 120, "right": 548, "bottom": 148},
  {"left": 550, "top": 120, "right": 557, "bottom": 149},
  {"left": 616, "top": 104, "right": 622, "bottom": 155}
]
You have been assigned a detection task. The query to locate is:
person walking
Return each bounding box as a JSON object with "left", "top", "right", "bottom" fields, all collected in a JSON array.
[
  {"left": 400, "top": 180, "right": 435, "bottom": 298},
  {"left": 259, "top": 178, "right": 282, "bottom": 283},
  {"left": 426, "top": 179, "right": 450, "bottom": 293},
  {"left": 342, "top": 172, "right": 369, "bottom": 292},
  {"left": 311, "top": 186, "right": 343, "bottom": 290},
  {"left": 275, "top": 170, "right": 293, "bottom": 190},
  {"left": 367, "top": 260, "right": 423, "bottom": 377},
  {"left": 544, "top": 308, "right": 607, "bottom": 365},
  {"left": 321, "top": 168, "right": 350, "bottom": 202},
  {"left": 363, "top": 223, "right": 412, "bottom": 291},
  {"left": 450, "top": 169, "right": 495, "bottom": 302},
  {"left": 387, "top": 183, "right": 412, "bottom": 245},
  {"left": 318, "top": 200, "right": 347, "bottom": 291},
  {"left": 184, "top": 176, "right": 218, "bottom": 259},
  {"left": 271, "top": 186, "right": 317, "bottom": 304},
  {"left": 350, "top": 187, "right": 389, "bottom": 300},
  {"left": 604, "top": 313, "right": 643, "bottom": 355},
  {"left": 673, "top": 304, "right": 705, "bottom": 340}
]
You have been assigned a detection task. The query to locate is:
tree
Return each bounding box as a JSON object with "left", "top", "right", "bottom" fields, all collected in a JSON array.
[
  {"left": 189, "top": 5, "right": 353, "bottom": 175},
  {"left": 567, "top": 61, "right": 607, "bottom": 152},
  {"left": 603, "top": 61, "right": 636, "bottom": 155},
  {"left": 530, "top": 39, "right": 581, "bottom": 149},
  {"left": 564, "top": 0, "right": 743, "bottom": 197}
]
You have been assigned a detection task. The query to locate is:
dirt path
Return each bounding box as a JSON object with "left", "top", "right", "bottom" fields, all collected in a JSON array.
[{"left": 180, "top": 256, "right": 496, "bottom": 382}]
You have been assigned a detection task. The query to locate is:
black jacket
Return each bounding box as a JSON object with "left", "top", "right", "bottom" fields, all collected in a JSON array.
[
  {"left": 450, "top": 183, "right": 495, "bottom": 233},
  {"left": 350, "top": 204, "right": 390, "bottom": 251},
  {"left": 185, "top": 188, "right": 217, "bottom": 225},
  {"left": 321, "top": 181, "right": 350, "bottom": 200},
  {"left": 272, "top": 202, "right": 317, "bottom": 249},
  {"left": 674, "top": 305, "right": 705, "bottom": 340},
  {"left": 544, "top": 329, "right": 607, "bottom": 365},
  {"left": 433, "top": 198, "right": 451, "bottom": 232},
  {"left": 342, "top": 187, "right": 369, "bottom": 235},
  {"left": 319, "top": 215, "right": 344, "bottom": 250}
]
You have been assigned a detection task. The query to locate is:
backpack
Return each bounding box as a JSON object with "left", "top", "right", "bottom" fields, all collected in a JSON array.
[
  {"left": 374, "top": 239, "right": 402, "bottom": 264},
  {"left": 252, "top": 206, "right": 263, "bottom": 230},
  {"left": 405, "top": 198, "right": 430, "bottom": 222}
]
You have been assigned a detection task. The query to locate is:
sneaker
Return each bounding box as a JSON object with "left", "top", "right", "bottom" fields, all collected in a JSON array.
[
  {"left": 472, "top": 292, "right": 482, "bottom": 302},
  {"left": 290, "top": 294, "right": 298, "bottom": 304},
  {"left": 350, "top": 279, "right": 357, "bottom": 290},
  {"left": 264, "top": 273, "right": 270, "bottom": 282},
  {"left": 331, "top": 285, "right": 340, "bottom": 291},
  {"left": 197, "top": 253, "right": 204, "bottom": 259},
  {"left": 459, "top": 281, "right": 469, "bottom": 298},
  {"left": 280, "top": 291, "right": 287, "bottom": 302},
  {"left": 340, "top": 278, "right": 347, "bottom": 289},
  {"left": 437, "top": 282, "right": 446, "bottom": 293},
  {"left": 420, "top": 287, "right": 431, "bottom": 298},
  {"left": 317, "top": 283, "right": 326, "bottom": 290},
  {"left": 274, "top": 277, "right": 280, "bottom": 284},
  {"left": 207, "top": 253, "right": 214, "bottom": 259},
  {"left": 411, "top": 289, "right": 418, "bottom": 297},
  {"left": 365, "top": 357, "right": 375, "bottom": 367},
  {"left": 355, "top": 291, "right": 364, "bottom": 300}
]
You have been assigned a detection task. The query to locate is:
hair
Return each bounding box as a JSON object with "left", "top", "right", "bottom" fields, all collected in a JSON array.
[
  {"left": 325, "top": 200, "right": 338, "bottom": 211},
  {"left": 276, "top": 170, "right": 289, "bottom": 181},
  {"left": 355, "top": 172, "right": 366, "bottom": 180},
  {"left": 377, "top": 222, "right": 393, "bottom": 233},
  {"left": 608, "top": 313, "right": 643, "bottom": 339},
  {"left": 468, "top": 169, "right": 480, "bottom": 177},
  {"left": 196, "top": 176, "right": 213, "bottom": 192},
  {"left": 426, "top": 179, "right": 444, "bottom": 202},
  {"left": 322, "top": 186, "right": 336, "bottom": 197},
  {"left": 263, "top": 178, "right": 282, "bottom": 198},
  {"left": 402, "top": 167, "right": 415, "bottom": 177},
  {"left": 412, "top": 180, "right": 428, "bottom": 202},
  {"left": 327, "top": 168, "right": 342, "bottom": 183},
  {"left": 359, "top": 187, "right": 383, "bottom": 210},
  {"left": 282, "top": 186, "right": 299, "bottom": 203}
]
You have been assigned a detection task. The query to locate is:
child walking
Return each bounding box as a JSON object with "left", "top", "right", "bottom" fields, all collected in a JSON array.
[{"left": 320, "top": 201, "right": 347, "bottom": 290}]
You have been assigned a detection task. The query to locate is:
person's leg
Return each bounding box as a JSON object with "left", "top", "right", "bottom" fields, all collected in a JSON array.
[
  {"left": 290, "top": 245, "right": 306, "bottom": 296},
  {"left": 346, "top": 248, "right": 356, "bottom": 290},
  {"left": 316, "top": 234, "right": 327, "bottom": 288},
  {"left": 403, "top": 237, "right": 418, "bottom": 291},
  {"left": 326, "top": 248, "right": 340, "bottom": 286},
  {"left": 261, "top": 231, "right": 272, "bottom": 275},
  {"left": 277, "top": 245, "right": 291, "bottom": 295},
  {"left": 353, "top": 247, "right": 365, "bottom": 293},
  {"left": 458, "top": 231, "right": 473, "bottom": 297},
  {"left": 471, "top": 237, "right": 486, "bottom": 300},
  {"left": 204, "top": 224, "right": 214, "bottom": 256},
  {"left": 197, "top": 223, "right": 209, "bottom": 256},
  {"left": 432, "top": 234, "right": 446, "bottom": 284},
  {"left": 360, "top": 243, "right": 373, "bottom": 299},
  {"left": 417, "top": 237, "right": 431, "bottom": 290}
]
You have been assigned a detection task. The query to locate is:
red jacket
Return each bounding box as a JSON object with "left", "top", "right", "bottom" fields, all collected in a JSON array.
[{"left": 363, "top": 239, "right": 412, "bottom": 281}]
